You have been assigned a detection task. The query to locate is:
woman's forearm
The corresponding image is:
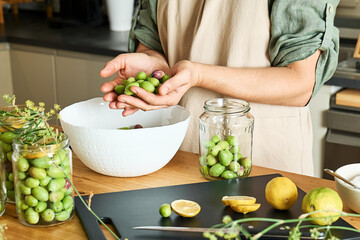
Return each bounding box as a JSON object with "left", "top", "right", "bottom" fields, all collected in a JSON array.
[{"left": 194, "top": 50, "right": 321, "bottom": 106}]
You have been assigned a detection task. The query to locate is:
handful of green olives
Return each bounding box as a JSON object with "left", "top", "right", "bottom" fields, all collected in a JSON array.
[
  {"left": 199, "top": 135, "right": 252, "bottom": 180},
  {"left": 114, "top": 70, "right": 170, "bottom": 96}
]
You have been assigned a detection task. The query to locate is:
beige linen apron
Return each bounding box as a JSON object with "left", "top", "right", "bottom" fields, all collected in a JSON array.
[{"left": 157, "top": 0, "right": 314, "bottom": 176}]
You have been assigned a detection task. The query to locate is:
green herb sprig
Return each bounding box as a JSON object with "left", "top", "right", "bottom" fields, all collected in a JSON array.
[
  {"left": 0, "top": 94, "right": 62, "bottom": 146},
  {"left": 203, "top": 211, "right": 360, "bottom": 240}
]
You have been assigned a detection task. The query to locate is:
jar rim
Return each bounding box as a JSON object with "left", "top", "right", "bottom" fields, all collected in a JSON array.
[
  {"left": 204, "top": 98, "right": 250, "bottom": 114},
  {"left": 12, "top": 132, "right": 69, "bottom": 151}
]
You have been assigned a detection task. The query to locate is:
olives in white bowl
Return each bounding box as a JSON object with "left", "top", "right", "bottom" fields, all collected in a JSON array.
[{"left": 59, "top": 98, "right": 190, "bottom": 177}]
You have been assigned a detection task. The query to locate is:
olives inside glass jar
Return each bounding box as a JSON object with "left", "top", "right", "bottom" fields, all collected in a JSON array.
[
  {"left": 12, "top": 133, "right": 74, "bottom": 227},
  {"left": 0, "top": 144, "right": 6, "bottom": 216},
  {"left": 199, "top": 98, "right": 254, "bottom": 180}
]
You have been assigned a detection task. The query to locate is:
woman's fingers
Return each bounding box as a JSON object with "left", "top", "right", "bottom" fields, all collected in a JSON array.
[{"left": 100, "top": 55, "right": 125, "bottom": 78}]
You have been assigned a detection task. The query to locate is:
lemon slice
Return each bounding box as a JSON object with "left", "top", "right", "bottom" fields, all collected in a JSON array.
[
  {"left": 171, "top": 199, "right": 201, "bottom": 217},
  {"left": 222, "top": 196, "right": 257, "bottom": 206},
  {"left": 230, "top": 203, "right": 261, "bottom": 214}
]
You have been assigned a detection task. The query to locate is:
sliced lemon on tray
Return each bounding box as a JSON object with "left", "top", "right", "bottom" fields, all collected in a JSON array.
[
  {"left": 230, "top": 203, "right": 261, "bottom": 214},
  {"left": 222, "top": 196, "right": 257, "bottom": 206},
  {"left": 171, "top": 199, "right": 201, "bottom": 217}
]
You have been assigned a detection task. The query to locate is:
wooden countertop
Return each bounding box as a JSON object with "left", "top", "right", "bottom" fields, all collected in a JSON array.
[{"left": 1, "top": 150, "right": 359, "bottom": 239}]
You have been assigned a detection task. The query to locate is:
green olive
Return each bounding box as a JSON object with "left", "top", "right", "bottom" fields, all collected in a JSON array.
[
  {"left": 40, "top": 176, "right": 52, "bottom": 187},
  {"left": 29, "top": 167, "right": 47, "bottom": 180},
  {"left": 239, "top": 157, "right": 252, "bottom": 169},
  {"left": 49, "top": 191, "right": 65, "bottom": 203},
  {"left": 25, "top": 207, "right": 40, "bottom": 224},
  {"left": 114, "top": 84, "right": 125, "bottom": 95},
  {"left": 159, "top": 203, "right": 172, "bottom": 217},
  {"left": 200, "top": 165, "right": 209, "bottom": 176},
  {"left": 221, "top": 170, "right": 238, "bottom": 179},
  {"left": 124, "top": 82, "right": 140, "bottom": 95},
  {"left": 218, "top": 150, "right": 233, "bottom": 166},
  {"left": 51, "top": 201, "right": 63, "bottom": 212},
  {"left": 62, "top": 196, "right": 73, "bottom": 210},
  {"left": 1, "top": 141, "right": 11, "bottom": 153},
  {"left": 136, "top": 71, "right": 147, "bottom": 80},
  {"left": 126, "top": 76, "right": 136, "bottom": 83},
  {"left": 41, "top": 209, "right": 55, "bottom": 222},
  {"left": 210, "top": 145, "right": 222, "bottom": 157},
  {"left": 217, "top": 141, "right": 230, "bottom": 150},
  {"left": 226, "top": 136, "right": 238, "bottom": 146},
  {"left": 211, "top": 135, "right": 221, "bottom": 144},
  {"left": 0, "top": 131, "right": 16, "bottom": 144},
  {"left": 55, "top": 211, "right": 70, "bottom": 221},
  {"left": 32, "top": 156, "right": 52, "bottom": 168},
  {"left": 25, "top": 177, "right": 40, "bottom": 188},
  {"left": 209, "top": 163, "right": 225, "bottom": 177},
  {"left": 47, "top": 166, "right": 66, "bottom": 179},
  {"left": 34, "top": 201, "right": 47, "bottom": 213},
  {"left": 229, "top": 161, "right": 241, "bottom": 172},
  {"left": 206, "top": 154, "right": 217, "bottom": 166},
  {"left": 17, "top": 157, "right": 30, "bottom": 172},
  {"left": 48, "top": 178, "right": 66, "bottom": 192},
  {"left": 32, "top": 186, "right": 49, "bottom": 202},
  {"left": 25, "top": 195, "right": 38, "bottom": 207},
  {"left": 140, "top": 81, "right": 155, "bottom": 93},
  {"left": 148, "top": 77, "right": 160, "bottom": 87}
]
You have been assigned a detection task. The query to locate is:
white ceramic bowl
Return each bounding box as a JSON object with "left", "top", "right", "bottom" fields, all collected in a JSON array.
[
  {"left": 59, "top": 97, "right": 190, "bottom": 177},
  {"left": 335, "top": 163, "right": 360, "bottom": 214}
]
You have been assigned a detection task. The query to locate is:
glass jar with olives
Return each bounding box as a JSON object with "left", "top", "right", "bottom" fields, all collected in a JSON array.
[
  {"left": 12, "top": 133, "right": 74, "bottom": 227},
  {"left": 0, "top": 106, "right": 28, "bottom": 202},
  {"left": 0, "top": 144, "right": 6, "bottom": 216},
  {"left": 199, "top": 98, "right": 254, "bottom": 180}
]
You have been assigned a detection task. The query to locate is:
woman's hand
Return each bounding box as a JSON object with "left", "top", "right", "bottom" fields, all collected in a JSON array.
[{"left": 116, "top": 60, "right": 199, "bottom": 116}]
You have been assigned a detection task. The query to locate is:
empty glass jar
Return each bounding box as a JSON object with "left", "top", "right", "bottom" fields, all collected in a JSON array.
[
  {"left": 12, "top": 133, "right": 74, "bottom": 227},
  {"left": 199, "top": 98, "right": 254, "bottom": 180}
]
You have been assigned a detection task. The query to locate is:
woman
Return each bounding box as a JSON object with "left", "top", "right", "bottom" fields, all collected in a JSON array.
[{"left": 100, "top": 0, "right": 339, "bottom": 176}]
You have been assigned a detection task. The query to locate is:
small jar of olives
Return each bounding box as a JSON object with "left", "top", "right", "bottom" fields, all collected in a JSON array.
[
  {"left": 199, "top": 98, "right": 254, "bottom": 180},
  {"left": 0, "top": 144, "right": 6, "bottom": 216},
  {"left": 12, "top": 133, "right": 74, "bottom": 227}
]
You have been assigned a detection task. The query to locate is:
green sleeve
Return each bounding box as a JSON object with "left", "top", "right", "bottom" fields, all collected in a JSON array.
[
  {"left": 269, "top": 0, "right": 340, "bottom": 99},
  {"left": 128, "top": 0, "right": 163, "bottom": 54}
]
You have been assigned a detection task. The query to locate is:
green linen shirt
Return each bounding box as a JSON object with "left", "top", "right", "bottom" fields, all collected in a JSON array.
[{"left": 128, "top": 0, "right": 340, "bottom": 99}]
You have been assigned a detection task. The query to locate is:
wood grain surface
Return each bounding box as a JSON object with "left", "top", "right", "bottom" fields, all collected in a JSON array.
[{"left": 1, "top": 150, "right": 359, "bottom": 239}]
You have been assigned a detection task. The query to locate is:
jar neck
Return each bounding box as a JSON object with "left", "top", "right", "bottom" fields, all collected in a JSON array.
[
  {"left": 204, "top": 98, "right": 250, "bottom": 115},
  {"left": 12, "top": 133, "right": 69, "bottom": 152}
]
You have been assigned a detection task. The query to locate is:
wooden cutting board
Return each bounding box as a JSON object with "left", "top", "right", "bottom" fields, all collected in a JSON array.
[
  {"left": 336, "top": 88, "right": 360, "bottom": 108},
  {"left": 74, "top": 174, "right": 358, "bottom": 240}
]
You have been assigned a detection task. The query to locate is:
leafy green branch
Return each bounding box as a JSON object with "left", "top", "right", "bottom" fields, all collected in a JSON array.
[{"left": 203, "top": 211, "right": 360, "bottom": 240}]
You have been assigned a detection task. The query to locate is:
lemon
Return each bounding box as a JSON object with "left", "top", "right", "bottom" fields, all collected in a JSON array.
[
  {"left": 302, "top": 187, "right": 343, "bottom": 226},
  {"left": 159, "top": 203, "right": 172, "bottom": 217},
  {"left": 265, "top": 177, "right": 298, "bottom": 210},
  {"left": 230, "top": 203, "right": 261, "bottom": 214},
  {"left": 171, "top": 199, "right": 201, "bottom": 217},
  {"left": 222, "top": 196, "right": 256, "bottom": 206}
]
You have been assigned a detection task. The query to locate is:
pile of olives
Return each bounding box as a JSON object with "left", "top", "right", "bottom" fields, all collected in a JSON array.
[
  {"left": 0, "top": 131, "right": 18, "bottom": 201},
  {"left": 199, "top": 135, "right": 252, "bottom": 180},
  {"left": 13, "top": 148, "right": 74, "bottom": 225},
  {"left": 114, "top": 70, "right": 170, "bottom": 96}
]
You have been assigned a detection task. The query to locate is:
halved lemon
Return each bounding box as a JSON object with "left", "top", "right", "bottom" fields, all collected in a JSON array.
[
  {"left": 222, "top": 196, "right": 257, "bottom": 206},
  {"left": 170, "top": 199, "right": 201, "bottom": 217},
  {"left": 230, "top": 203, "right": 261, "bottom": 214}
]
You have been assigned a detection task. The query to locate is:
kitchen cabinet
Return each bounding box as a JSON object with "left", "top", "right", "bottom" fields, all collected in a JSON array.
[
  {"left": 55, "top": 50, "right": 114, "bottom": 108},
  {"left": 10, "top": 43, "right": 57, "bottom": 110},
  {"left": 0, "top": 43, "right": 13, "bottom": 107},
  {"left": 8, "top": 44, "right": 116, "bottom": 124}
]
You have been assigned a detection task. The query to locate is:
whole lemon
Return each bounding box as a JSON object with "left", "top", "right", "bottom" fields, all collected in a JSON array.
[
  {"left": 302, "top": 187, "right": 343, "bottom": 226},
  {"left": 265, "top": 177, "right": 298, "bottom": 210}
]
